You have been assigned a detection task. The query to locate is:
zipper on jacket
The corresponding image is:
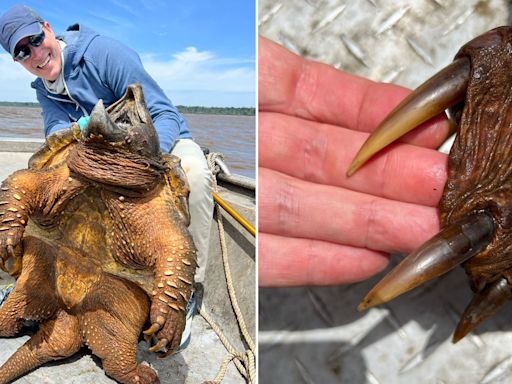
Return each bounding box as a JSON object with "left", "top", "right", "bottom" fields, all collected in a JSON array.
[
  {"left": 63, "top": 78, "right": 88, "bottom": 117},
  {"left": 45, "top": 79, "right": 89, "bottom": 118}
]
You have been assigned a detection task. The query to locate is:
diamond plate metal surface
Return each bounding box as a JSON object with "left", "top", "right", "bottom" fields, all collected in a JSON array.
[
  {"left": 259, "top": 0, "right": 510, "bottom": 89},
  {"left": 258, "top": 1, "right": 512, "bottom": 383}
]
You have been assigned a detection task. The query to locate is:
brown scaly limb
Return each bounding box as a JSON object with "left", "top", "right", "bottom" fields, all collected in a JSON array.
[
  {"left": 103, "top": 185, "right": 197, "bottom": 355},
  {"left": 0, "top": 237, "right": 157, "bottom": 384},
  {"left": 0, "top": 162, "right": 85, "bottom": 275}
]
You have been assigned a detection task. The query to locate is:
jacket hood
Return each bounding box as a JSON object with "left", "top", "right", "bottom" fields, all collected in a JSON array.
[{"left": 58, "top": 24, "right": 99, "bottom": 73}]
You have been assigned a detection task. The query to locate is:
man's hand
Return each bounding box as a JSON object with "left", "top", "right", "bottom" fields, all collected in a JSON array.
[
  {"left": 77, "top": 115, "right": 90, "bottom": 130},
  {"left": 259, "top": 36, "right": 450, "bottom": 287}
]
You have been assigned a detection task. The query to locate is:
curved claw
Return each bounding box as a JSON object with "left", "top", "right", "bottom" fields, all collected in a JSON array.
[
  {"left": 453, "top": 277, "right": 512, "bottom": 343},
  {"left": 143, "top": 333, "right": 152, "bottom": 343},
  {"left": 358, "top": 212, "right": 495, "bottom": 310},
  {"left": 347, "top": 57, "right": 470, "bottom": 176},
  {"left": 158, "top": 348, "right": 174, "bottom": 359},
  {"left": 149, "top": 338, "right": 168, "bottom": 353},
  {"left": 143, "top": 323, "right": 161, "bottom": 338},
  {"left": 5, "top": 245, "right": 22, "bottom": 277}
]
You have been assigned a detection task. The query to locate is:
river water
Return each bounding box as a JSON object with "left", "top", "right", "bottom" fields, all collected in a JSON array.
[{"left": 0, "top": 106, "right": 255, "bottom": 178}]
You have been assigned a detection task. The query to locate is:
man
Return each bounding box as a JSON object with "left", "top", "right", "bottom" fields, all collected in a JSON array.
[{"left": 0, "top": 4, "right": 213, "bottom": 348}]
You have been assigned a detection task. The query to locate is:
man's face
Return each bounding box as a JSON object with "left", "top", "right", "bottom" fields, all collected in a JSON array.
[{"left": 15, "top": 22, "right": 62, "bottom": 81}]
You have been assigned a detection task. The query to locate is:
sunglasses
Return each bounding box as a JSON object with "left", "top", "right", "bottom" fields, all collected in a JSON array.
[{"left": 13, "top": 30, "right": 46, "bottom": 62}]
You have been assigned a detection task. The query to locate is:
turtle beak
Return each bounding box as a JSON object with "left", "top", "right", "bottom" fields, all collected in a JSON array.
[
  {"left": 107, "top": 84, "right": 160, "bottom": 157},
  {"left": 347, "top": 57, "right": 471, "bottom": 176},
  {"left": 83, "top": 99, "right": 126, "bottom": 142}
]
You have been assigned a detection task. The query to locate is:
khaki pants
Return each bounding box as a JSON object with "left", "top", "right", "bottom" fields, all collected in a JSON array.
[{"left": 170, "top": 139, "right": 214, "bottom": 284}]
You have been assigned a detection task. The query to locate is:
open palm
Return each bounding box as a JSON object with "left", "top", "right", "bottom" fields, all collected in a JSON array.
[{"left": 258, "top": 36, "right": 451, "bottom": 287}]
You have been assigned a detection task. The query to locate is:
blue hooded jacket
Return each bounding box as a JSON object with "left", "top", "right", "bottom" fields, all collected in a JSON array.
[{"left": 31, "top": 24, "right": 192, "bottom": 152}]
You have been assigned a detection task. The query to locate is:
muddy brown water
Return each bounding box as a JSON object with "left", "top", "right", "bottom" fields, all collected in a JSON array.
[{"left": 0, "top": 106, "right": 255, "bottom": 178}]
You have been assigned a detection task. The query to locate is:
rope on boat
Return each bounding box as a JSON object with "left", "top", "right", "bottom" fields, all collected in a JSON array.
[
  {"left": 207, "top": 152, "right": 256, "bottom": 237},
  {"left": 207, "top": 152, "right": 226, "bottom": 176},
  {"left": 201, "top": 152, "right": 256, "bottom": 384}
]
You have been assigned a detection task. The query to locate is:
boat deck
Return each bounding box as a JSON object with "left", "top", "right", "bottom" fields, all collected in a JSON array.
[{"left": 0, "top": 302, "right": 242, "bottom": 383}]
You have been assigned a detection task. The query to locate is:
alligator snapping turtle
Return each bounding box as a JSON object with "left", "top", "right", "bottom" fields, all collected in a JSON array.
[
  {"left": 348, "top": 27, "right": 512, "bottom": 342},
  {"left": 0, "top": 84, "right": 196, "bottom": 384}
]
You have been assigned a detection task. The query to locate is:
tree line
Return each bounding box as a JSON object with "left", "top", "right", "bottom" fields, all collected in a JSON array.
[
  {"left": 177, "top": 105, "right": 254, "bottom": 116},
  {"left": 0, "top": 101, "right": 255, "bottom": 116},
  {"left": 0, "top": 101, "right": 40, "bottom": 108}
]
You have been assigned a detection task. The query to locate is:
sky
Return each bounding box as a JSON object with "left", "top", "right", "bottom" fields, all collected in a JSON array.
[{"left": 0, "top": 0, "right": 256, "bottom": 107}]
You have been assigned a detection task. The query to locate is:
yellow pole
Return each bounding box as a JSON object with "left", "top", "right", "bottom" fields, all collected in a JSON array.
[{"left": 213, "top": 192, "right": 256, "bottom": 237}]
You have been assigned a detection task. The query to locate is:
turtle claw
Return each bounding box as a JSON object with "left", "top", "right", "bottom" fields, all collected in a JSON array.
[
  {"left": 453, "top": 278, "right": 512, "bottom": 343},
  {"left": 0, "top": 232, "right": 24, "bottom": 276},
  {"left": 148, "top": 337, "right": 175, "bottom": 358},
  {"left": 143, "top": 323, "right": 161, "bottom": 343},
  {"left": 358, "top": 212, "right": 495, "bottom": 310},
  {"left": 6, "top": 244, "right": 15, "bottom": 258},
  {"left": 145, "top": 304, "right": 186, "bottom": 357},
  {"left": 149, "top": 338, "right": 168, "bottom": 353},
  {"left": 144, "top": 308, "right": 183, "bottom": 355},
  {"left": 158, "top": 348, "right": 174, "bottom": 359},
  {"left": 143, "top": 323, "right": 161, "bottom": 337},
  {"left": 347, "top": 57, "right": 470, "bottom": 176}
]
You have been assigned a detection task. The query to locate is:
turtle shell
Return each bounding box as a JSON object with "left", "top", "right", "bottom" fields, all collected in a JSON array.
[{"left": 24, "top": 109, "right": 190, "bottom": 296}]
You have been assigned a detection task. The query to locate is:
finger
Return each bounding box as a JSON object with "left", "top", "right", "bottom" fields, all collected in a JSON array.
[
  {"left": 259, "top": 112, "right": 448, "bottom": 207},
  {"left": 258, "top": 36, "right": 451, "bottom": 148},
  {"left": 258, "top": 232, "right": 389, "bottom": 287},
  {"left": 258, "top": 167, "right": 440, "bottom": 254}
]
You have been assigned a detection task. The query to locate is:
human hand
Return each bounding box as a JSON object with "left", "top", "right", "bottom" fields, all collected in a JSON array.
[
  {"left": 77, "top": 115, "right": 90, "bottom": 130},
  {"left": 258, "top": 36, "right": 451, "bottom": 287}
]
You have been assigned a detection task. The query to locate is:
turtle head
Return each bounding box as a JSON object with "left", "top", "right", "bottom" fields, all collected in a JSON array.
[
  {"left": 81, "top": 83, "right": 160, "bottom": 158},
  {"left": 68, "top": 84, "right": 165, "bottom": 194}
]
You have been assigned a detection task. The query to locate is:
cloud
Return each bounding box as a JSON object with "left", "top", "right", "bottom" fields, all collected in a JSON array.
[
  {"left": 172, "top": 47, "right": 215, "bottom": 62},
  {"left": 0, "top": 47, "right": 255, "bottom": 107},
  {"left": 141, "top": 47, "right": 255, "bottom": 106}
]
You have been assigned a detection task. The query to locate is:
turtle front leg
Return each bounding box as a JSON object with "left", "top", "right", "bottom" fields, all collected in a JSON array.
[
  {"left": 103, "top": 190, "right": 197, "bottom": 355},
  {"left": 145, "top": 235, "right": 197, "bottom": 355},
  {"left": 0, "top": 171, "right": 32, "bottom": 273},
  {"left": 0, "top": 166, "right": 86, "bottom": 273},
  {"left": 0, "top": 310, "right": 81, "bottom": 384}
]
